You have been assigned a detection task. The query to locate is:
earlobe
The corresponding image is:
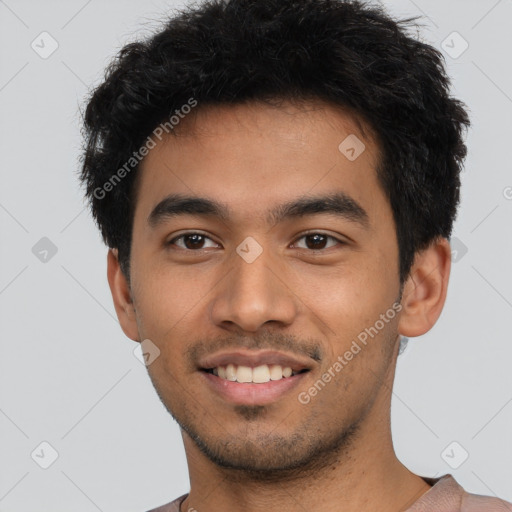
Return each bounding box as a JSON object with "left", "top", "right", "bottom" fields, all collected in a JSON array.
[
  {"left": 107, "top": 249, "right": 140, "bottom": 342},
  {"left": 398, "top": 237, "right": 451, "bottom": 338}
]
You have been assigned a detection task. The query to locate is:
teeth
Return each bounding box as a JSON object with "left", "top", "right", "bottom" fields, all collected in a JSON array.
[
  {"left": 236, "top": 365, "right": 253, "bottom": 383},
  {"left": 225, "top": 363, "right": 237, "bottom": 381},
  {"left": 269, "top": 364, "right": 283, "bottom": 380},
  {"left": 210, "top": 363, "right": 297, "bottom": 383},
  {"left": 252, "top": 365, "right": 270, "bottom": 383}
]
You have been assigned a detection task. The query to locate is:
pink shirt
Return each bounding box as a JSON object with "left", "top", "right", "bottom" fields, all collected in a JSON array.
[{"left": 146, "top": 475, "right": 512, "bottom": 511}]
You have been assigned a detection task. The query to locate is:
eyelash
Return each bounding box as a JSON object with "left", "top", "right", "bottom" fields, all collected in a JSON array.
[{"left": 167, "top": 231, "right": 345, "bottom": 252}]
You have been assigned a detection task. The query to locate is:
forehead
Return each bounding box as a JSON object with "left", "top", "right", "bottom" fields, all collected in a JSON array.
[{"left": 134, "top": 99, "right": 386, "bottom": 228}]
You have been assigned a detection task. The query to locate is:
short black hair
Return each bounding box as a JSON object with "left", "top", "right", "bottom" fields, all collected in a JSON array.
[{"left": 80, "top": 0, "right": 470, "bottom": 283}]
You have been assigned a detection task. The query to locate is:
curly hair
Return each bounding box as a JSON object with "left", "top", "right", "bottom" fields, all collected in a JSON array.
[{"left": 80, "top": 0, "right": 470, "bottom": 283}]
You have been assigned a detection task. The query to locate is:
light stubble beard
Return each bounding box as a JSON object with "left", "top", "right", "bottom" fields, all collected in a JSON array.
[{"left": 168, "top": 399, "right": 363, "bottom": 484}]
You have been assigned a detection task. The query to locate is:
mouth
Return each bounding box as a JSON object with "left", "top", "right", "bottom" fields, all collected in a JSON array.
[
  {"left": 202, "top": 364, "right": 309, "bottom": 383},
  {"left": 198, "top": 350, "right": 313, "bottom": 405}
]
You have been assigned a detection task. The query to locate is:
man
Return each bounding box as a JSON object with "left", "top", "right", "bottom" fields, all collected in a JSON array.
[{"left": 80, "top": 0, "right": 512, "bottom": 510}]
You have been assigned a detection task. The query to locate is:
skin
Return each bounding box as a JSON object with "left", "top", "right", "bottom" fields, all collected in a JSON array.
[{"left": 108, "top": 99, "right": 451, "bottom": 512}]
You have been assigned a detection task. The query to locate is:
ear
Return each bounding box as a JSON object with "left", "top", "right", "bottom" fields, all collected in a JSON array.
[
  {"left": 398, "top": 237, "right": 451, "bottom": 338},
  {"left": 107, "top": 249, "right": 140, "bottom": 342}
]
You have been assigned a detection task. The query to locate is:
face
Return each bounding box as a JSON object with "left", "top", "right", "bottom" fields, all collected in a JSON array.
[{"left": 124, "top": 100, "right": 404, "bottom": 474}]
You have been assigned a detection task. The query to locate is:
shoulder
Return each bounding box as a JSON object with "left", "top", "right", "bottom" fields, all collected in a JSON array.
[
  {"left": 145, "top": 493, "right": 188, "bottom": 512},
  {"left": 461, "top": 491, "right": 512, "bottom": 511},
  {"left": 408, "top": 475, "right": 512, "bottom": 511}
]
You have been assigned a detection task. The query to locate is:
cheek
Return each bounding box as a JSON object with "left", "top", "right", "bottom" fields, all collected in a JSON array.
[
  {"left": 291, "top": 260, "right": 393, "bottom": 328},
  {"left": 290, "top": 261, "right": 400, "bottom": 386},
  {"left": 133, "top": 261, "right": 211, "bottom": 330},
  {"left": 131, "top": 262, "right": 222, "bottom": 379}
]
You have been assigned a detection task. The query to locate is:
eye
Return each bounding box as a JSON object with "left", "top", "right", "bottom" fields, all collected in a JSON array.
[
  {"left": 168, "top": 232, "right": 219, "bottom": 251},
  {"left": 292, "top": 232, "right": 344, "bottom": 251},
  {"left": 167, "top": 232, "right": 344, "bottom": 252}
]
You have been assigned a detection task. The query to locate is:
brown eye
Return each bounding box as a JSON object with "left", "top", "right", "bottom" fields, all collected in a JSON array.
[
  {"left": 294, "top": 233, "right": 342, "bottom": 250},
  {"left": 169, "top": 233, "right": 218, "bottom": 250}
]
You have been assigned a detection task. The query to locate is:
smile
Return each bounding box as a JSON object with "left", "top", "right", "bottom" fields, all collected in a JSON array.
[{"left": 204, "top": 363, "right": 308, "bottom": 383}]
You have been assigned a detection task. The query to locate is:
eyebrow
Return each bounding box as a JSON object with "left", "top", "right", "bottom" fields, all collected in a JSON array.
[{"left": 147, "top": 192, "right": 370, "bottom": 229}]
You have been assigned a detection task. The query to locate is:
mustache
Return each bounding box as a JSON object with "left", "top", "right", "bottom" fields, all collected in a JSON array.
[{"left": 186, "top": 331, "right": 323, "bottom": 368}]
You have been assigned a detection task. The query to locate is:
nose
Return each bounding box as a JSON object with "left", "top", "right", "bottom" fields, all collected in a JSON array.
[{"left": 210, "top": 246, "right": 298, "bottom": 333}]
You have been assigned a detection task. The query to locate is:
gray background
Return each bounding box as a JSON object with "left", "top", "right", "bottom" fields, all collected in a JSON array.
[{"left": 1, "top": 0, "right": 511, "bottom": 510}]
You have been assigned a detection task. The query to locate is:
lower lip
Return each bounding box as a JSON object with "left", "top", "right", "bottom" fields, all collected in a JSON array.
[{"left": 200, "top": 371, "right": 309, "bottom": 406}]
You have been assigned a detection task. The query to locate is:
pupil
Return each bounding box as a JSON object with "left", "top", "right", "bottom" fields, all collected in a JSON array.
[
  {"left": 185, "top": 234, "right": 204, "bottom": 249},
  {"left": 306, "top": 234, "right": 326, "bottom": 249}
]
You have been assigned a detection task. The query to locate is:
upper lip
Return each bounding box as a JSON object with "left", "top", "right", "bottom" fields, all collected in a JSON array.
[{"left": 198, "top": 349, "right": 314, "bottom": 372}]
